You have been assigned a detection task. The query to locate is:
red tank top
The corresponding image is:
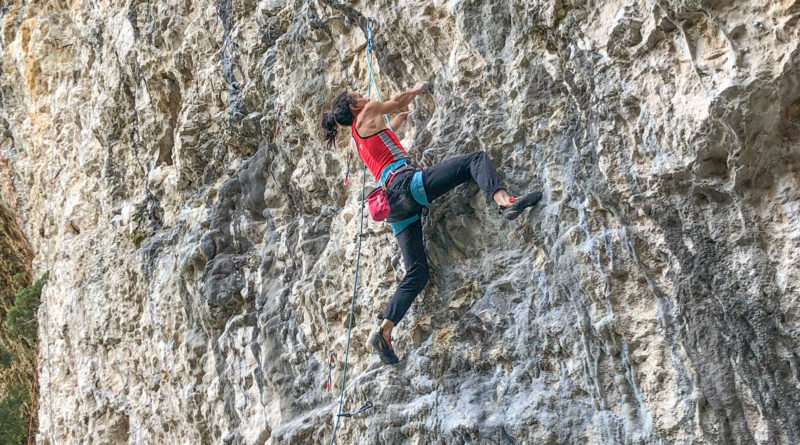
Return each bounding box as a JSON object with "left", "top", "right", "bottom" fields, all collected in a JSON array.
[{"left": 351, "top": 114, "right": 408, "bottom": 181}]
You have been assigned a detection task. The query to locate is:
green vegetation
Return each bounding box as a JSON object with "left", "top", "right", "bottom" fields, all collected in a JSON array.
[
  {"left": 1, "top": 194, "right": 37, "bottom": 443},
  {"left": 0, "top": 347, "right": 14, "bottom": 367},
  {"left": 6, "top": 273, "right": 47, "bottom": 341},
  {"left": 0, "top": 383, "right": 29, "bottom": 445},
  {"left": 0, "top": 273, "right": 47, "bottom": 443},
  {"left": 127, "top": 230, "right": 147, "bottom": 247}
]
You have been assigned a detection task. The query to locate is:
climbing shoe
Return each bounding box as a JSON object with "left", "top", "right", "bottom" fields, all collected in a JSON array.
[
  {"left": 369, "top": 330, "right": 399, "bottom": 365},
  {"left": 501, "top": 191, "right": 542, "bottom": 220}
]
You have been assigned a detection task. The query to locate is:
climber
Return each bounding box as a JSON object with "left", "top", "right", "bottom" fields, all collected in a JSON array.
[{"left": 320, "top": 83, "right": 542, "bottom": 365}]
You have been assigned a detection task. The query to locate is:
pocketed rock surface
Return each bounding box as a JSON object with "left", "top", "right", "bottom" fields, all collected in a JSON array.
[{"left": 1, "top": 0, "right": 799, "bottom": 443}]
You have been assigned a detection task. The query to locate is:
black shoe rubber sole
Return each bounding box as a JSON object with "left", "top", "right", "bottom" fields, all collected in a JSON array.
[
  {"left": 369, "top": 331, "right": 399, "bottom": 364},
  {"left": 502, "top": 191, "right": 542, "bottom": 220}
]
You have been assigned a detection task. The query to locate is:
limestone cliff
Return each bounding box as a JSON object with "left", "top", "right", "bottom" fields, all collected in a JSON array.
[{"left": 1, "top": 0, "right": 799, "bottom": 443}]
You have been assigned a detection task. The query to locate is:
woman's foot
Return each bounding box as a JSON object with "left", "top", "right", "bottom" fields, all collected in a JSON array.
[
  {"left": 493, "top": 189, "right": 514, "bottom": 207},
  {"left": 501, "top": 191, "right": 542, "bottom": 220},
  {"left": 380, "top": 319, "right": 395, "bottom": 348},
  {"left": 369, "top": 329, "right": 399, "bottom": 364}
]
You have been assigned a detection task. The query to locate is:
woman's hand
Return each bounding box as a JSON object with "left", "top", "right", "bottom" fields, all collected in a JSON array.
[
  {"left": 389, "top": 110, "right": 411, "bottom": 130},
  {"left": 367, "top": 82, "right": 429, "bottom": 116}
]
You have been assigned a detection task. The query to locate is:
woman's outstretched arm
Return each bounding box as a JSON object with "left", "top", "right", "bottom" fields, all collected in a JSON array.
[{"left": 364, "top": 82, "right": 427, "bottom": 116}]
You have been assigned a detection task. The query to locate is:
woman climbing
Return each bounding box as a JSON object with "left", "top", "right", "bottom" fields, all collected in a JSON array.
[{"left": 320, "top": 83, "right": 542, "bottom": 364}]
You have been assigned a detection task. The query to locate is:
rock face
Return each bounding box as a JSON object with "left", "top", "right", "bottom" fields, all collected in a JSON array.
[{"left": 1, "top": 0, "right": 799, "bottom": 443}]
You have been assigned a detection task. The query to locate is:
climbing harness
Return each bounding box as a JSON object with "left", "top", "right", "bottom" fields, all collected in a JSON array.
[{"left": 328, "top": 18, "right": 390, "bottom": 445}]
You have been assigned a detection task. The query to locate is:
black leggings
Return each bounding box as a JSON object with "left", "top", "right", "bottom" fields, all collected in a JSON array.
[{"left": 382, "top": 151, "right": 506, "bottom": 324}]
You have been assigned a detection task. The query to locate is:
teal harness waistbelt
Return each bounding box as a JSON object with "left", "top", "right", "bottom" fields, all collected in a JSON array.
[{"left": 378, "top": 160, "right": 409, "bottom": 186}]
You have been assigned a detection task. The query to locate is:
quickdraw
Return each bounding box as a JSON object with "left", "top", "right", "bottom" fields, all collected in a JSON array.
[
  {"left": 325, "top": 350, "right": 334, "bottom": 392},
  {"left": 343, "top": 153, "right": 351, "bottom": 186},
  {"left": 275, "top": 105, "right": 283, "bottom": 134},
  {"left": 336, "top": 401, "right": 373, "bottom": 418},
  {"left": 49, "top": 164, "right": 65, "bottom": 184}
]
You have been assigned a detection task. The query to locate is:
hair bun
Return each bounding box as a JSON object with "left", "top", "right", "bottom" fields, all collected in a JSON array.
[
  {"left": 321, "top": 112, "right": 339, "bottom": 149},
  {"left": 321, "top": 113, "right": 337, "bottom": 131}
]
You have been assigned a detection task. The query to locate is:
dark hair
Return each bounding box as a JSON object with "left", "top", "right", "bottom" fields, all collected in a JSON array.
[{"left": 320, "top": 92, "right": 356, "bottom": 149}]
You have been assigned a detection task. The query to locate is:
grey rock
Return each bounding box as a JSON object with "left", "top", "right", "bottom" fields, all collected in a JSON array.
[{"left": 0, "top": 0, "right": 798, "bottom": 444}]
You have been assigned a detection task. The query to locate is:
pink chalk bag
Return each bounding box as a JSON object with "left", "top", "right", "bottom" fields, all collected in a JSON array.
[
  {"left": 366, "top": 185, "right": 391, "bottom": 221},
  {"left": 366, "top": 164, "right": 413, "bottom": 221}
]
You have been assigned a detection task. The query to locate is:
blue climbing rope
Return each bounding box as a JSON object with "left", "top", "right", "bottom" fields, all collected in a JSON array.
[
  {"left": 328, "top": 19, "right": 388, "bottom": 445},
  {"left": 365, "top": 22, "right": 394, "bottom": 131},
  {"left": 328, "top": 152, "right": 366, "bottom": 445}
]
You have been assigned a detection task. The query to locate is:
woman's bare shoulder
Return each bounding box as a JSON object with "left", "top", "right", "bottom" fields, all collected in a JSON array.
[{"left": 356, "top": 109, "right": 386, "bottom": 135}]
